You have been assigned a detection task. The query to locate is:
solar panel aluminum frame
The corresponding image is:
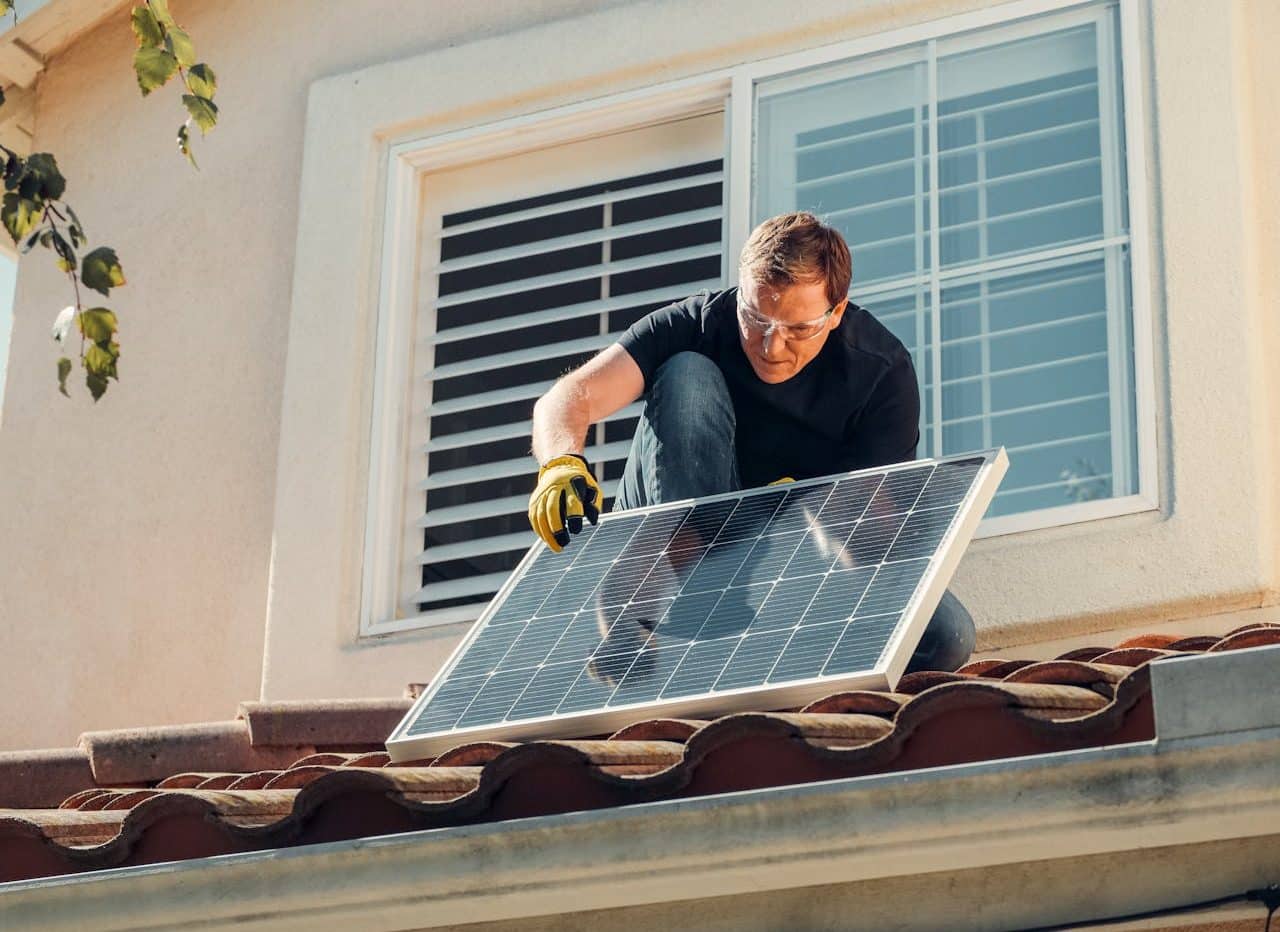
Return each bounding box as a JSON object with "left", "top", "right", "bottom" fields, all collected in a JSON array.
[{"left": 386, "top": 448, "right": 1008, "bottom": 762}]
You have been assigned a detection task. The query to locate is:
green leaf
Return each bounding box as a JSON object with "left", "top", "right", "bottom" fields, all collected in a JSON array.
[
  {"left": 21, "top": 152, "right": 66, "bottom": 201},
  {"left": 176, "top": 122, "right": 198, "bottom": 169},
  {"left": 85, "top": 341, "right": 120, "bottom": 379},
  {"left": 147, "top": 0, "right": 174, "bottom": 26},
  {"left": 2, "top": 191, "right": 44, "bottom": 243},
  {"left": 130, "top": 4, "right": 164, "bottom": 47},
  {"left": 57, "top": 356, "right": 72, "bottom": 397},
  {"left": 133, "top": 46, "right": 178, "bottom": 96},
  {"left": 78, "top": 308, "right": 117, "bottom": 343},
  {"left": 86, "top": 370, "right": 109, "bottom": 401},
  {"left": 81, "top": 247, "right": 126, "bottom": 296},
  {"left": 3, "top": 151, "right": 21, "bottom": 189},
  {"left": 65, "top": 204, "right": 85, "bottom": 236},
  {"left": 49, "top": 229, "right": 75, "bottom": 268},
  {"left": 65, "top": 204, "right": 87, "bottom": 247},
  {"left": 18, "top": 222, "right": 41, "bottom": 254},
  {"left": 185, "top": 62, "right": 216, "bottom": 99},
  {"left": 163, "top": 25, "right": 195, "bottom": 68},
  {"left": 181, "top": 94, "right": 217, "bottom": 133}
]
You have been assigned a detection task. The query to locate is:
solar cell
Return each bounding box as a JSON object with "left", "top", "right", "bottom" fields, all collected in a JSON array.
[{"left": 389, "top": 449, "right": 1008, "bottom": 758}]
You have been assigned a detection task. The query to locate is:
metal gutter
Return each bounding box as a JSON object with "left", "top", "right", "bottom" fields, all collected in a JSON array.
[{"left": 0, "top": 645, "right": 1277, "bottom": 931}]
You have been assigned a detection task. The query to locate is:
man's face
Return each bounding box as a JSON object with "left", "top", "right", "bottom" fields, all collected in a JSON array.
[{"left": 735, "top": 276, "right": 848, "bottom": 384}]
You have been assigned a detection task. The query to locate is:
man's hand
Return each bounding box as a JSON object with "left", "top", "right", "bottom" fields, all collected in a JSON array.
[{"left": 528, "top": 454, "right": 601, "bottom": 552}]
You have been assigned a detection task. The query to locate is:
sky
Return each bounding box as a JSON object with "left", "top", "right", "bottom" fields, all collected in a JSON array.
[{"left": 0, "top": 253, "right": 16, "bottom": 412}]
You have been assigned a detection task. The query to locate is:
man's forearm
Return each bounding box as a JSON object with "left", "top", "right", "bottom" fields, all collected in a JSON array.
[{"left": 531, "top": 377, "right": 593, "bottom": 465}]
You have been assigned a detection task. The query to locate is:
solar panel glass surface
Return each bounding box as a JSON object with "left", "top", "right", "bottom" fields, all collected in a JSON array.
[{"left": 389, "top": 450, "right": 1006, "bottom": 759}]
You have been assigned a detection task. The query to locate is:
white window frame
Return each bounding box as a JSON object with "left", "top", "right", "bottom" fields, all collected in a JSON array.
[{"left": 359, "top": 0, "right": 1157, "bottom": 637}]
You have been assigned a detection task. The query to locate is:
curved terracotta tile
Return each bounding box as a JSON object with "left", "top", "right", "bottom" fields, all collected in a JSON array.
[
  {"left": 0, "top": 650, "right": 1179, "bottom": 882},
  {"left": 195, "top": 774, "right": 243, "bottom": 790},
  {"left": 79, "top": 721, "right": 310, "bottom": 785},
  {"left": 799, "top": 691, "right": 906, "bottom": 716},
  {"left": 895, "top": 671, "right": 973, "bottom": 694},
  {"left": 539, "top": 739, "right": 686, "bottom": 768},
  {"left": 238, "top": 699, "right": 411, "bottom": 748},
  {"left": 1089, "top": 647, "right": 1173, "bottom": 667},
  {"left": 288, "top": 752, "right": 361, "bottom": 768},
  {"left": 977, "top": 660, "right": 1037, "bottom": 679},
  {"left": 429, "top": 742, "right": 515, "bottom": 768},
  {"left": 1115, "top": 633, "right": 1183, "bottom": 649},
  {"left": 78, "top": 791, "right": 127, "bottom": 811},
  {"left": 610, "top": 719, "right": 706, "bottom": 742},
  {"left": 1054, "top": 646, "right": 1112, "bottom": 662},
  {"left": 755, "top": 712, "right": 893, "bottom": 741},
  {"left": 1209, "top": 627, "right": 1280, "bottom": 652},
  {"left": 0, "top": 747, "right": 95, "bottom": 809},
  {"left": 1003, "top": 660, "right": 1130, "bottom": 688},
  {"left": 1165, "top": 636, "right": 1220, "bottom": 652},
  {"left": 955, "top": 659, "right": 1014, "bottom": 676},
  {"left": 59, "top": 789, "right": 112, "bottom": 810},
  {"left": 225, "top": 771, "right": 284, "bottom": 791},
  {"left": 1, "top": 809, "right": 126, "bottom": 846},
  {"left": 262, "top": 766, "right": 340, "bottom": 791},
  {"left": 344, "top": 752, "right": 391, "bottom": 768},
  {"left": 102, "top": 790, "right": 161, "bottom": 811},
  {"left": 1224, "top": 621, "right": 1280, "bottom": 636},
  {"left": 155, "top": 773, "right": 215, "bottom": 789}
]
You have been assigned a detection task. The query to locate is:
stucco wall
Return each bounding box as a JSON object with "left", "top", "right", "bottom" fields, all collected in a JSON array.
[
  {"left": 0, "top": 0, "right": 1276, "bottom": 748},
  {"left": 260, "top": 0, "right": 1280, "bottom": 705},
  {"left": 0, "top": 0, "right": 629, "bottom": 750}
]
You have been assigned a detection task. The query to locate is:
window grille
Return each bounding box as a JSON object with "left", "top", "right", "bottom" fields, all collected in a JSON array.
[
  {"left": 415, "top": 154, "right": 726, "bottom": 614},
  {"left": 755, "top": 3, "right": 1136, "bottom": 516}
]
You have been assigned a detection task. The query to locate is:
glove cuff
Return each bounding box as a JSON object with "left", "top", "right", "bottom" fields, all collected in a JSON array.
[{"left": 539, "top": 453, "right": 594, "bottom": 478}]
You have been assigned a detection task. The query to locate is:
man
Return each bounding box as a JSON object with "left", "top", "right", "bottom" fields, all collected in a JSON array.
[{"left": 526, "top": 211, "right": 974, "bottom": 673}]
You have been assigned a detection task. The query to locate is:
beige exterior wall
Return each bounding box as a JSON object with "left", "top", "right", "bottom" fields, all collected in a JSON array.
[
  {"left": 0, "top": 0, "right": 1276, "bottom": 747},
  {"left": 0, "top": 0, "right": 628, "bottom": 750}
]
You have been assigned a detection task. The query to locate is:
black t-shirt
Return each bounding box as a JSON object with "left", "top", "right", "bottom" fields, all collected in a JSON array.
[{"left": 616, "top": 286, "right": 920, "bottom": 487}]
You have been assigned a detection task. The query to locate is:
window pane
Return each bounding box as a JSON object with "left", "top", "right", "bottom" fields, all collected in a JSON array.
[
  {"left": 757, "top": 55, "right": 931, "bottom": 289},
  {"left": 754, "top": 2, "right": 1139, "bottom": 522},
  {"left": 937, "top": 22, "right": 1110, "bottom": 268}
]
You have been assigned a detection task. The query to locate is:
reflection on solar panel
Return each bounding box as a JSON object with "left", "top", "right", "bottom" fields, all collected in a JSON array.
[{"left": 387, "top": 449, "right": 1007, "bottom": 761}]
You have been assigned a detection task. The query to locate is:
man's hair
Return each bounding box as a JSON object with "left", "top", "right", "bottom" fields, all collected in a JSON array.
[{"left": 738, "top": 211, "right": 852, "bottom": 307}]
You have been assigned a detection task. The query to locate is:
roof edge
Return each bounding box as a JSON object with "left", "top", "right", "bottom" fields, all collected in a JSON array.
[{"left": 0, "top": 660, "right": 1277, "bottom": 929}]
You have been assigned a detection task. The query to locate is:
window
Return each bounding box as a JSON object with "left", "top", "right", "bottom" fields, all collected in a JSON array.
[
  {"left": 754, "top": 3, "right": 1138, "bottom": 520},
  {"left": 363, "top": 0, "right": 1152, "bottom": 634},
  {"left": 409, "top": 115, "right": 726, "bottom": 622}
]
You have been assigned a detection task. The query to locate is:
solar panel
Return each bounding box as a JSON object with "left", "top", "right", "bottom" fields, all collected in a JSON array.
[{"left": 387, "top": 449, "right": 1008, "bottom": 761}]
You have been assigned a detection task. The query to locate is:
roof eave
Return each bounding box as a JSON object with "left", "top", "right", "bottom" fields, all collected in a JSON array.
[
  {"left": 0, "top": 0, "right": 132, "bottom": 155},
  {"left": 1, "top": 645, "right": 1278, "bottom": 930}
]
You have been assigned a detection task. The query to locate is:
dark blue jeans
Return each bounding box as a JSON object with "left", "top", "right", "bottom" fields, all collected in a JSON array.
[{"left": 613, "top": 351, "right": 975, "bottom": 675}]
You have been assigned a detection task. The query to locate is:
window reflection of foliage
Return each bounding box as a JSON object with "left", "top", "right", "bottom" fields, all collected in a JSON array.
[
  {"left": 1060, "top": 458, "right": 1111, "bottom": 504},
  {"left": 0, "top": 0, "right": 219, "bottom": 401}
]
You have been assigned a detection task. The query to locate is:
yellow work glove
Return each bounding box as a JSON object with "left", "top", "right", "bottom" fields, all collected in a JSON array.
[{"left": 528, "top": 454, "right": 601, "bottom": 552}]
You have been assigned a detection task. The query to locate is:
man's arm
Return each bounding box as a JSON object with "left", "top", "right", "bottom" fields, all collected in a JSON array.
[
  {"left": 527, "top": 292, "right": 704, "bottom": 550},
  {"left": 526, "top": 344, "right": 645, "bottom": 551},
  {"left": 531, "top": 343, "right": 646, "bottom": 464}
]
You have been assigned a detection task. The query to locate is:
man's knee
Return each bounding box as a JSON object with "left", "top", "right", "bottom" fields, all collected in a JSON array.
[
  {"left": 650, "top": 351, "right": 735, "bottom": 443},
  {"left": 906, "top": 590, "right": 976, "bottom": 673}
]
